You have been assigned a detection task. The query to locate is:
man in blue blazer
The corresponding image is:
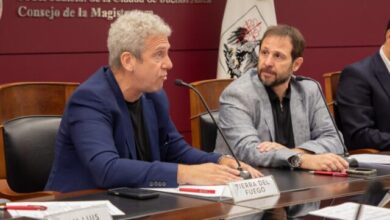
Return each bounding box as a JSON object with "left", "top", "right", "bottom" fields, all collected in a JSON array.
[
  {"left": 45, "top": 10, "right": 260, "bottom": 193},
  {"left": 337, "top": 19, "right": 390, "bottom": 151}
]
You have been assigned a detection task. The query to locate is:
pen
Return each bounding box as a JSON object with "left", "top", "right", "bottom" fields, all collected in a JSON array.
[
  {"left": 179, "top": 188, "right": 216, "bottom": 194},
  {"left": 0, "top": 205, "right": 47, "bottom": 211},
  {"left": 309, "top": 170, "right": 348, "bottom": 177}
]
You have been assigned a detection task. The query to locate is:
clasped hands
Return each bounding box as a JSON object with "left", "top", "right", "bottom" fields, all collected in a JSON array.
[
  {"left": 257, "top": 141, "right": 349, "bottom": 172},
  {"left": 177, "top": 157, "right": 262, "bottom": 185}
]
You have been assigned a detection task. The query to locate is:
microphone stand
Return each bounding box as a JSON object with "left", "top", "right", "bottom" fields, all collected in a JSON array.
[
  {"left": 175, "top": 79, "right": 251, "bottom": 179},
  {"left": 294, "top": 75, "right": 358, "bottom": 167}
]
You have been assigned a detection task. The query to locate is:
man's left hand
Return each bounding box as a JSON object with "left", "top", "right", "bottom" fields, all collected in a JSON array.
[{"left": 300, "top": 153, "right": 349, "bottom": 172}]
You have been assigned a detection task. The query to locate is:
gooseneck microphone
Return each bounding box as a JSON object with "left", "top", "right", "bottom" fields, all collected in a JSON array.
[
  {"left": 294, "top": 75, "right": 358, "bottom": 167},
  {"left": 175, "top": 79, "right": 251, "bottom": 179},
  {"left": 355, "top": 180, "right": 387, "bottom": 220}
]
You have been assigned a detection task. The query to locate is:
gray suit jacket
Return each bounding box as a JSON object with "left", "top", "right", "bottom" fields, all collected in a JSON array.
[{"left": 214, "top": 69, "right": 344, "bottom": 167}]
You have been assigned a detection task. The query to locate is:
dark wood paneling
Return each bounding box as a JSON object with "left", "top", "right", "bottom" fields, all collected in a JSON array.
[
  {"left": 0, "top": 53, "right": 105, "bottom": 82},
  {"left": 297, "top": 46, "right": 379, "bottom": 83},
  {"left": 275, "top": 0, "right": 389, "bottom": 47},
  {"left": 0, "top": 1, "right": 225, "bottom": 54}
]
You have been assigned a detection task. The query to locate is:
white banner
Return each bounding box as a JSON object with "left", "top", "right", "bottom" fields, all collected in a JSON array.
[{"left": 217, "top": 0, "right": 277, "bottom": 79}]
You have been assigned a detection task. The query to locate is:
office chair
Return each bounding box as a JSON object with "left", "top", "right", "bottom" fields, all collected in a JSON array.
[
  {"left": 323, "top": 71, "right": 379, "bottom": 155},
  {"left": 0, "top": 82, "right": 79, "bottom": 123},
  {"left": 323, "top": 71, "right": 342, "bottom": 118},
  {"left": 0, "top": 116, "right": 61, "bottom": 200},
  {"left": 189, "top": 78, "right": 234, "bottom": 152},
  {"left": 0, "top": 82, "right": 78, "bottom": 200}
]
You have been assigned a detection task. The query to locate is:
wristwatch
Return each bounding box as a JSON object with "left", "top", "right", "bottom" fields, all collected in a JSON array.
[{"left": 288, "top": 153, "right": 303, "bottom": 168}]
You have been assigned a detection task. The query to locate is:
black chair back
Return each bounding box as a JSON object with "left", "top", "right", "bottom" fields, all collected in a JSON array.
[
  {"left": 199, "top": 111, "right": 219, "bottom": 152},
  {"left": 2, "top": 116, "right": 61, "bottom": 193}
]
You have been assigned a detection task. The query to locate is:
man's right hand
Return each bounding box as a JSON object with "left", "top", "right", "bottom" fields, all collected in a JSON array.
[
  {"left": 177, "top": 163, "right": 242, "bottom": 185},
  {"left": 300, "top": 153, "right": 349, "bottom": 172}
]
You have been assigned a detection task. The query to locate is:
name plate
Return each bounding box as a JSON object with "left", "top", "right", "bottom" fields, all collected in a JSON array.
[
  {"left": 45, "top": 204, "right": 112, "bottom": 220},
  {"left": 228, "top": 175, "right": 280, "bottom": 203}
]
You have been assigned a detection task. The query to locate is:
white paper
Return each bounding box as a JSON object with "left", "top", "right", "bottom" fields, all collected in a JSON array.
[
  {"left": 7, "top": 200, "right": 124, "bottom": 219},
  {"left": 378, "top": 192, "right": 390, "bottom": 207},
  {"left": 349, "top": 154, "right": 390, "bottom": 164},
  {"left": 309, "top": 202, "right": 390, "bottom": 220},
  {"left": 45, "top": 204, "right": 113, "bottom": 220},
  {"left": 144, "top": 185, "right": 232, "bottom": 198}
]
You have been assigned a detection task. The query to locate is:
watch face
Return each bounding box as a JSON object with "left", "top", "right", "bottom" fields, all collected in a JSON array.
[{"left": 290, "top": 155, "right": 301, "bottom": 168}]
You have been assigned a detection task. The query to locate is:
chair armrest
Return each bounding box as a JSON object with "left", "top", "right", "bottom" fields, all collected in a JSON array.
[
  {"left": 349, "top": 148, "right": 380, "bottom": 155},
  {"left": 0, "top": 179, "right": 60, "bottom": 201}
]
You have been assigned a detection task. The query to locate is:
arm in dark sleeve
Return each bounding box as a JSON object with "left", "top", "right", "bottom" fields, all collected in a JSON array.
[
  {"left": 336, "top": 66, "right": 390, "bottom": 150},
  {"left": 69, "top": 90, "right": 180, "bottom": 188},
  {"left": 149, "top": 90, "right": 221, "bottom": 164}
]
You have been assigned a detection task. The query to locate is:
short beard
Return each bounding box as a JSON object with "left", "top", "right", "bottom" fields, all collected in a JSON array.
[{"left": 259, "top": 70, "right": 292, "bottom": 88}]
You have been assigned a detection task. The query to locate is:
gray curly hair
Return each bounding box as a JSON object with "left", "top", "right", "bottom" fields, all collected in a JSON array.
[{"left": 107, "top": 10, "right": 172, "bottom": 68}]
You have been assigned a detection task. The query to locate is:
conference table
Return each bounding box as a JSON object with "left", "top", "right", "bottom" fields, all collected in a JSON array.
[{"left": 2, "top": 164, "right": 390, "bottom": 220}]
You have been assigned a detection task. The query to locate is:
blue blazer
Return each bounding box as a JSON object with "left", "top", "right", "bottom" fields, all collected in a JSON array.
[
  {"left": 337, "top": 52, "right": 390, "bottom": 150},
  {"left": 45, "top": 67, "right": 220, "bottom": 192}
]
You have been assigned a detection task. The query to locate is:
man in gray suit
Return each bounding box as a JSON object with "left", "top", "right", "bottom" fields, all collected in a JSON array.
[{"left": 215, "top": 25, "right": 349, "bottom": 172}]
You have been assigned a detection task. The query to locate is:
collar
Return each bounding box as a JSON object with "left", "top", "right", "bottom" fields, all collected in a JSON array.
[
  {"left": 265, "top": 83, "right": 292, "bottom": 102},
  {"left": 379, "top": 45, "right": 390, "bottom": 74}
]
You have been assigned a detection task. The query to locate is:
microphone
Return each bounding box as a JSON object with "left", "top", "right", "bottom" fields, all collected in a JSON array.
[
  {"left": 294, "top": 75, "right": 358, "bottom": 167},
  {"left": 355, "top": 180, "right": 387, "bottom": 220},
  {"left": 361, "top": 180, "right": 386, "bottom": 206},
  {"left": 175, "top": 79, "right": 251, "bottom": 179}
]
